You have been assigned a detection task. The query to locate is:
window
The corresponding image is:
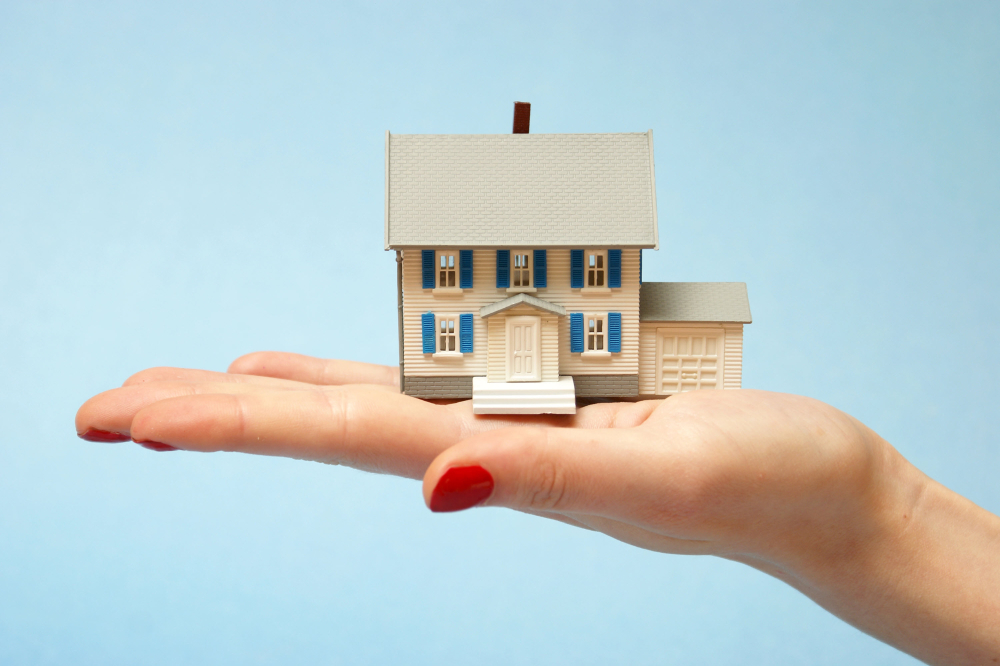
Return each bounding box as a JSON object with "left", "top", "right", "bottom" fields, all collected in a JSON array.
[
  {"left": 438, "top": 315, "right": 457, "bottom": 352},
  {"left": 512, "top": 253, "right": 531, "bottom": 287},
  {"left": 588, "top": 251, "right": 606, "bottom": 287},
  {"left": 587, "top": 314, "right": 606, "bottom": 351},
  {"left": 438, "top": 253, "right": 457, "bottom": 288}
]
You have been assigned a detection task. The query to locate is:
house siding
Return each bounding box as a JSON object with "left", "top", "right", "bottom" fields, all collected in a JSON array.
[{"left": 402, "top": 249, "right": 640, "bottom": 379}]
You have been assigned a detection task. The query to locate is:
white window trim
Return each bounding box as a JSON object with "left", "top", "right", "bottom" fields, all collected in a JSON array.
[
  {"left": 506, "top": 249, "right": 536, "bottom": 293},
  {"left": 432, "top": 313, "right": 464, "bottom": 358},
  {"left": 584, "top": 250, "right": 607, "bottom": 291},
  {"left": 583, "top": 312, "right": 609, "bottom": 356},
  {"left": 433, "top": 251, "right": 461, "bottom": 292}
]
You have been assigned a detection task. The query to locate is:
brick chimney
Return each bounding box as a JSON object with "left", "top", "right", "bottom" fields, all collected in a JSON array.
[{"left": 513, "top": 102, "right": 530, "bottom": 134}]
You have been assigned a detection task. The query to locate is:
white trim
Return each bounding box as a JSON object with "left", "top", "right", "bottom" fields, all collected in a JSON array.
[
  {"left": 585, "top": 312, "right": 608, "bottom": 353},
  {"left": 433, "top": 351, "right": 464, "bottom": 359},
  {"left": 432, "top": 287, "right": 463, "bottom": 296},
  {"left": 435, "top": 313, "right": 461, "bottom": 354},
  {"left": 506, "top": 287, "right": 537, "bottom": 294},
  {"left": 581, "top": 287, "right": 611, "bottom": 295},
  {"left": 582, "top": 351, "right": 611, "bottom": 359},
  {"left": 586, "top": 250, "right": 608, "bottom": 289},
  {"left": 435, "top": 250, "right": 459, "bottom": 289},
  {"left": 509, "top": 250, "right": 533, "bottom": 289},
  {"left": 384, "top": 131, "right": 390, "bottom": 251},
  {"left": 647, "top": 129, "right": 659, "bottom": 251}
]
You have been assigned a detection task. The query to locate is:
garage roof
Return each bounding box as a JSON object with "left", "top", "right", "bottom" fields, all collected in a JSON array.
[
  {"left": 385, "top": 132, "right": 659, "bottom": 249},
  {"left": 639, "top": 282, "right": 752, "bottom": 323}
]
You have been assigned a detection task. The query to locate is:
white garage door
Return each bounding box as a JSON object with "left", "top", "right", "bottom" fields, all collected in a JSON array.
[{"left": 655, "top": 328, "right": 725, "bottom": 394}]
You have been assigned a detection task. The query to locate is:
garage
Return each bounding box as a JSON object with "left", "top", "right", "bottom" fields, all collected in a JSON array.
[{"left": 637, "top": 282, "right": 752, "bottom": 396}]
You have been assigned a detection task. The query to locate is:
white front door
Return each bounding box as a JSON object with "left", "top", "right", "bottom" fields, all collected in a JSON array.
[{"left": 506, "top": 316, "right": 541, "bottom": 382}]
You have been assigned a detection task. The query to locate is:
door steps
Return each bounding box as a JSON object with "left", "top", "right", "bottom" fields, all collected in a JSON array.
[{"left": 471, "top": 376, "right": 577, "bottom": 415}]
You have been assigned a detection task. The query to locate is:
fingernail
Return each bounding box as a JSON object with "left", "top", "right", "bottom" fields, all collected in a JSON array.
[
  {"left": 132, "top": 438, "right": 179, "bottom": 452},
  {"left": 78, "top": 429, "right": 130, "bottom": 443},
  {"left": 430, "top": 465, "right": 494, "bottom": 513}
]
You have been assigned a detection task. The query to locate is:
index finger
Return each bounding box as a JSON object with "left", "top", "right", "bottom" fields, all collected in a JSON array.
[{"left": 228, "top": 352, "right": 399, "bottom": 388}]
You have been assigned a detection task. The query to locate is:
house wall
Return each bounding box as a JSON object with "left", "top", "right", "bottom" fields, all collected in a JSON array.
[
  {"left": 400, "top": 249, "right": 641, "bottom": 378},
  {"left": 637, "top": 322, "right": 743, "bottom": 395}
]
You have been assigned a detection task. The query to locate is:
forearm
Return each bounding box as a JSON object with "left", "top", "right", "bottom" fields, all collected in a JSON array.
[{"left": 762, "top": 453, "right": 1000, "bottom": 664}]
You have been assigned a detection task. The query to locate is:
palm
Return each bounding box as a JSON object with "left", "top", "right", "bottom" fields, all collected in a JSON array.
[{"left": 77, "top": 352, "right": 880, "bottom": 560}]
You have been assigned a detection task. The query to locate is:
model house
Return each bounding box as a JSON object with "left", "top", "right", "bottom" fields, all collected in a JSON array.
[{"left": 385, "top": 103, "right": 751, "bottom": 414}]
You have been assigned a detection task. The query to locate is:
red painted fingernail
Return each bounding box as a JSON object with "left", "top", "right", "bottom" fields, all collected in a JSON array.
[
  {"left": 429, "top": 465, "right": 494, "bottom": 513},
  {"left": 132, "top": 439, "right": 179, "bottom": 452},
  {"left": 78, "top": 429, "right": 130, "bottom": 443}
]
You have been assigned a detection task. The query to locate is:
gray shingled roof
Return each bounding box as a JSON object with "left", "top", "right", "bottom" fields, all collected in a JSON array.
[
  {"left": 480, "top": 293, "right": 567, "bottom": 318},
  {"left": 385, "top": 132, "right": 659, "bottom": 249},
  {"left": 639, "top": 282, "right": 752, "bottom": 323}
]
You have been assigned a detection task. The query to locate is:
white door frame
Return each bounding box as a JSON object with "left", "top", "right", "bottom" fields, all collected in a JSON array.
[{"left": 505, "top": 315, "right": 542, "bottom": 382}]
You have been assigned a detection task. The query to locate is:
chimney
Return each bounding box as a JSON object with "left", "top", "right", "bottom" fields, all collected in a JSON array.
[{"left": 513, "top": 102, "right": 531, "bottom": 134}]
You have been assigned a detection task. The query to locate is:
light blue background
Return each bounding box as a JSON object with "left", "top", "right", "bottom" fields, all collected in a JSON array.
[{"left": 2, "top": 2, "right": 997, "bottom": 663}]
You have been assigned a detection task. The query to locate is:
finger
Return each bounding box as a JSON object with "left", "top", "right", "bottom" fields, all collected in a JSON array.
[
  {"left": 228, "top": 352, "right": 399, "bottom": 388},
  {"left": 124, "top": 367, "right": 328, "bottom": 389},
  {"left": 128, "top": 387, "right": 465, "bottom": 478},
  {"left": 77, "top": 380, "right": 309, "bottom": 438},
  {"left": 420, "top": 425, "right": 702, "bottom": 532}
]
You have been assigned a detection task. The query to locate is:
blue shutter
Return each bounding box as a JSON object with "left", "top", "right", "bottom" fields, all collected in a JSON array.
[
  {"left": 533, "top": 249, "right": 547, "bottom": 288},
  {"left": 570, "top": 250, "right": 584, "bottom": 288},
  {"left": 496, "top": 250, "right": 510, "bottom": 288},
  {"left": 608, "top": 312, "right": 621, "bottom": 353},
  {"left": 459, "top": 250, "right": 473, "bottom": 289},
  {"left": 422, "top": 250, "right": 435, "bottom": 289},
  {"left": 422, "top": 312, "right": 435, "bottom": 353},
  {"left": 570, "top": 313, "right": 584, "bottom": 352},
  {"left": 608, "top": 249, "right": 622, "bottom": 288},
  {"left": 459, "top": 313, "right": 473, "bottom": 353}
]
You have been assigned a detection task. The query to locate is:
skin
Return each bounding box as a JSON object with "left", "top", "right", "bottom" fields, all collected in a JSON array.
[{"left": 76, "top": 352, "right": 1000, "bottom": 664}]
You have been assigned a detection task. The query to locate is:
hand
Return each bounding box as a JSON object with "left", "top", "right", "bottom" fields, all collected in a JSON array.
[{"left": 76, "top": 352, "right": 1000, "bottom": 665}]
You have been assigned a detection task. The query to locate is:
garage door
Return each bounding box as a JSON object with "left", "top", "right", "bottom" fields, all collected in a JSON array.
[{"left": 655, "top": 328, "right": 724, "bottom": 394}]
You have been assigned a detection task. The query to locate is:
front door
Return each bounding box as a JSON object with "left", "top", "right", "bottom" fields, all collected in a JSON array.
[{"left": 507, "top": 316, "right": 541, "bottom": 382}]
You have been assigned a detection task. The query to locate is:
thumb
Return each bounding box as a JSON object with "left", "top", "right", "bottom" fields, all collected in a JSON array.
[{"left": 421, "top": 424, "right": 664, "bottom": 515}]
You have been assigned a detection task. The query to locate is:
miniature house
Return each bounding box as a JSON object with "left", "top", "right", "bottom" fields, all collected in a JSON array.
[{"left": 386, "top": 103, "right": 751, "bottom": 414}]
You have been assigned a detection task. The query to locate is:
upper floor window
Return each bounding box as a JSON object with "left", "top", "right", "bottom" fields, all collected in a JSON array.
[
  {"left": 588, "top": 251, "right": 606, "bottom": 287},
  {"left": 439, "top": 253, "right": 457, "bottom": 288},
  {"left": 512, "top": 253, "right": 531, "bottom": 287}
]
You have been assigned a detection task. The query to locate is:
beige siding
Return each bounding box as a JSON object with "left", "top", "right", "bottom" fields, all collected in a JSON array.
[
  {"left": 638, "top": 322, "right": 744, "bottom": 395},
  {"left": 486, "top": 317, "right": 506, "bottom": 381},
  {"left": 402, "top": 249, "right": 640, "bottom": 377},
  {"left": 722, "top": 324, "right": 743, "bottom": 389},
  {"left": 638, "top": 323, "right": 658, "bottom": 395},
  {"left": 542, "top": 317, "right": 559, "bottom": 381}
]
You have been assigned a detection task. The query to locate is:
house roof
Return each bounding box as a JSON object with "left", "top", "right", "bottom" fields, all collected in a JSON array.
[
  {"left": 639, "top": 282, "right": 752, "bottom": 323},
  {"left": 480, "top": 293, "right": 568, "bottom": 318},
  {"left": 385, "top": 132, "right": 659, "bottom": 250}
]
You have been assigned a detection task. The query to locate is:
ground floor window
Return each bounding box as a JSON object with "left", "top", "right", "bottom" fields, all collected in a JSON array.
[
  {"left": 438, "top": 315, "right": 457, "bottom": 352},
  {"left": 587, "top": 313, "right": 606, "bottom": 351}
]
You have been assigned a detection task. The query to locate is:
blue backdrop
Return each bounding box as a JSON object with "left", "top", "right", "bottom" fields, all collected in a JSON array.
[{"left": 2, "top": 2, "right": 997, "bottom": 663}]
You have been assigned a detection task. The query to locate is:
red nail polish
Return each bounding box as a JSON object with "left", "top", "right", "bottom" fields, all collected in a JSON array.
[
  {"left": 78, "top": 429, "right": 130, "bottom": 443},
  {"left": 133, "top": 439, "right": 179, "bottom": 452},
  {"left": 430, "top": 465, "right": 494, "bottom": 513}
]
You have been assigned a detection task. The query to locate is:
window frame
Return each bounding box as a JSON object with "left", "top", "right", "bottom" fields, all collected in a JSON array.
[
  {"left": 433, "top": 313, "right": 464, "bottom": 358},
  {"left": 506, "top": 249, "right": 536, "bottom": 293},
  {"left": 583, "top": 312, "right": 611, "bottom": 358},
  {"left": 582, "top": 250, "right": 610, "bottom": 293},
  {"left": 436, "top": 251, "right": 458, "bottom": 289}
]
